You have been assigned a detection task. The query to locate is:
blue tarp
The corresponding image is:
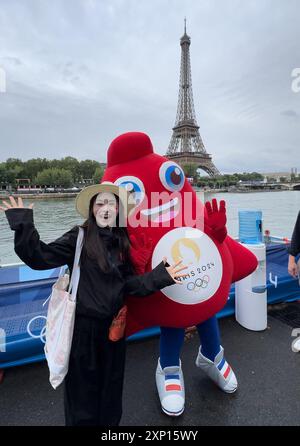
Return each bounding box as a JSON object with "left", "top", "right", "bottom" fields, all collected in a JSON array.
[{"left": 0, "top": 244, "right": 299, "bottom": 369}]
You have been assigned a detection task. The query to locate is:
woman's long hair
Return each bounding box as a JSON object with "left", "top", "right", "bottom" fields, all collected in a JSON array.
[{"left": 79, "top": 193, "right": 134, "bottom": 274}]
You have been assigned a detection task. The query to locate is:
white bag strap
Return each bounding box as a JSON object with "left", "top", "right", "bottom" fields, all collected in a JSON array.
[
  {"left": 43, "top": 257, "right": 73, "bottom": 308},
  {"left": 68, "top": 227, "right": 84, "bottom": 301},
  {"left": 58, "top": 264, "right": 68, "bottom": 277}
]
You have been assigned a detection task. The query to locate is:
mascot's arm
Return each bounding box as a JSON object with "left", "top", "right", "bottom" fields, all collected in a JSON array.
[
  {"left": 225, "top": 236, "right": 258, "bottom": 282},
  {"left": 129, "top": 232, "right": 153, "bottom": 274},
  {"left": 205, "top": 199, "right": 227, "bottom": 243}
]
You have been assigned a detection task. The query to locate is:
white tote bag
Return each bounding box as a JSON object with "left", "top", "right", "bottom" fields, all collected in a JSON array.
[{"left": 44, "top": 227, "right": 84, "bottom": 389}]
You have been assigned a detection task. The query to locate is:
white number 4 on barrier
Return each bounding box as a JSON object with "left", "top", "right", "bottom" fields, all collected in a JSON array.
[{"left": 0, "top": 328, "right": 6, "bottom": 353}]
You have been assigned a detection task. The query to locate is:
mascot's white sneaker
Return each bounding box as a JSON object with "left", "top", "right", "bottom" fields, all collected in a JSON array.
[
  {"left": 155, "top": 358, "right": 185, "bottom": 416},
  {"left": 195, "top": 346, "right": 238, "bottom": 393}
]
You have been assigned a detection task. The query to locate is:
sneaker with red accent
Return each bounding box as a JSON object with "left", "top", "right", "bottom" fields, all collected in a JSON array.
[
  {"left": 155, "top": 359, "right": 185, "bottom": 416},
  {"left": 195, "top": 346, "right": 238, "bottom": 393}
]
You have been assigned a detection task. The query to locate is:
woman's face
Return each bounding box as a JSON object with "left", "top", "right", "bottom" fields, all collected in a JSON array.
[{"left": 93, "top": 192, "right": 119, "bottom": 227}]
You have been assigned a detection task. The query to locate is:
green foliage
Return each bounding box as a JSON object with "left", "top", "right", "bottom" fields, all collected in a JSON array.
[
  {"left": 21, "top": 158, "right": 50, "bottom": 179},
  {"left": 0, "top": 157, "right": 105, "bottom": 187},
  {"left": 34, "top": 168, "right": 73, "bottom": 188},
  {"left": 0, "top": 161, "right": 23, "bottom": 185},
  {"left": 196, "top": 172, "right": 264, "bottom": 188},
  {"left": 182, "top": 164, "right": 198, "bottom": 179},
  {"left": 93, "top": 166, "right": 105, "bottom": 184},
  {"left": 79, "top": 160, "right": 100, "bottom": 179}
]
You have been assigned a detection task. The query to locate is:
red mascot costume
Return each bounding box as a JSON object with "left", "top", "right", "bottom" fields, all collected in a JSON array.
[{"left": 102, "top": 132, "right": 258, "bottom": 416}]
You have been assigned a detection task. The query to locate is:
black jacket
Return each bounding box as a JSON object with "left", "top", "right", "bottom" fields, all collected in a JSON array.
[
  {"left": 5, "top": 208, "right": 175, "bottom": 320},
  {"left": 289, "top": 211, "right": 300, "bottom": 257}
]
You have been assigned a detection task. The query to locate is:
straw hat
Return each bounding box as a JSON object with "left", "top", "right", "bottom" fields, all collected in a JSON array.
[{"left": 75, "top": 181, "right": 135, "bottom": 219}]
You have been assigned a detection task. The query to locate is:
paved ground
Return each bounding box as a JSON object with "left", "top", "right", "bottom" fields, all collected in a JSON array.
[{"left": 0, "top": 315, "right": 300, "bottom": 426}]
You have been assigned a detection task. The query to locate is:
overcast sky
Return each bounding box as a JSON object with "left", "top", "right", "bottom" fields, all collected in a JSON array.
[{"left": 0, "top": 0, "right": 299, "bottom": 173}]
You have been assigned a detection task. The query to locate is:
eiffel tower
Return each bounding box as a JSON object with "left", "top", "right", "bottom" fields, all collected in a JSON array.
[{"left": 166, "top": 20, "right": 220, "bottom": 176}]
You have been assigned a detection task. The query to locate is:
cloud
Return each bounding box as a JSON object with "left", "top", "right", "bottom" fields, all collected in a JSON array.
[
  {"left": 281, "top": 109, "right": 299, "bottom": 118},
  {"left": 1, "top": 56, "right": 22, "bottom": 66}
]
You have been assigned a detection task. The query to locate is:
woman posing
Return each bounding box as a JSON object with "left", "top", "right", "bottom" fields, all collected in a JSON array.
[{"left": 1, "top": 184, "right": 187, "bottom": 426}]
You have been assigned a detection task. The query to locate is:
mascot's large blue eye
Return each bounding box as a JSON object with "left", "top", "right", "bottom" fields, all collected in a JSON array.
[
  {"left": 159, "top": 162, "right": 185, "bottom": 192},
  {"left": 114, "top": 176, "right": 145, "bottom": 207}
]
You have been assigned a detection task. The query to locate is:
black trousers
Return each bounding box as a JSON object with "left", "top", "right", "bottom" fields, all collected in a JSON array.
[{"left": 64, "top": 314, "right": 126, "bottom": 426}]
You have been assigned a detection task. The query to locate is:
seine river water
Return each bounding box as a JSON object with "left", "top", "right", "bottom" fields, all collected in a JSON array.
[{"left": 0, "top": 190, "right": 300, "bottom": 265}]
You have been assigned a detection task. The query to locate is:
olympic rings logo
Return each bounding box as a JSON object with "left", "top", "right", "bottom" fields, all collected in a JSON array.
[
  {"left": 187, "top": 275, "right": 210, "bottom": 292},
  {"left": 27, "top": 316, "right": 47, "bottom": 344}
]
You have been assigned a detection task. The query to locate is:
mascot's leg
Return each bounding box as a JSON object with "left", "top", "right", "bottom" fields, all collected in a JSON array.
[
  {"left": 156, "top": 327, "right": 185, "bottom": 417},
  {"left": 195, "top": 316, "right": 238, "bottom": 393}
]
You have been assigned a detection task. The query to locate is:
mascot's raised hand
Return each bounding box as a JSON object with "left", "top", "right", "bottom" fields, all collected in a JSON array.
[{"left": 205, "top": 199, "right": 227, "bottom": 243}]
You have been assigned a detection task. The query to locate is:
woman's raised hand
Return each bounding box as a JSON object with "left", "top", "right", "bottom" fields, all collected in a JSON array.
[
  {"left": 163, "top": 257, "right": 189, "bottom": 284},
  {"left": 0, "top": 195, "right": 34, "bottom": 212}
]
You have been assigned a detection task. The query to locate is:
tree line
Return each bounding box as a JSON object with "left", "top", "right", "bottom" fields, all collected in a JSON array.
[
  {"left": 182, "top": 164, "right": 265, "bottom": 187},
  {"left": 1, "top": 157, "right": 292, "bottom": 190},
  {"left": 0, "top": 157, "right": 105, "bottom": 188}
]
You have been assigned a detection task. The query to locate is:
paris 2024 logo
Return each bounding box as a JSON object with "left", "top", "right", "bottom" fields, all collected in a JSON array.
[{"left": 152, "top": 227, "right": 223, "bottom": 305}]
